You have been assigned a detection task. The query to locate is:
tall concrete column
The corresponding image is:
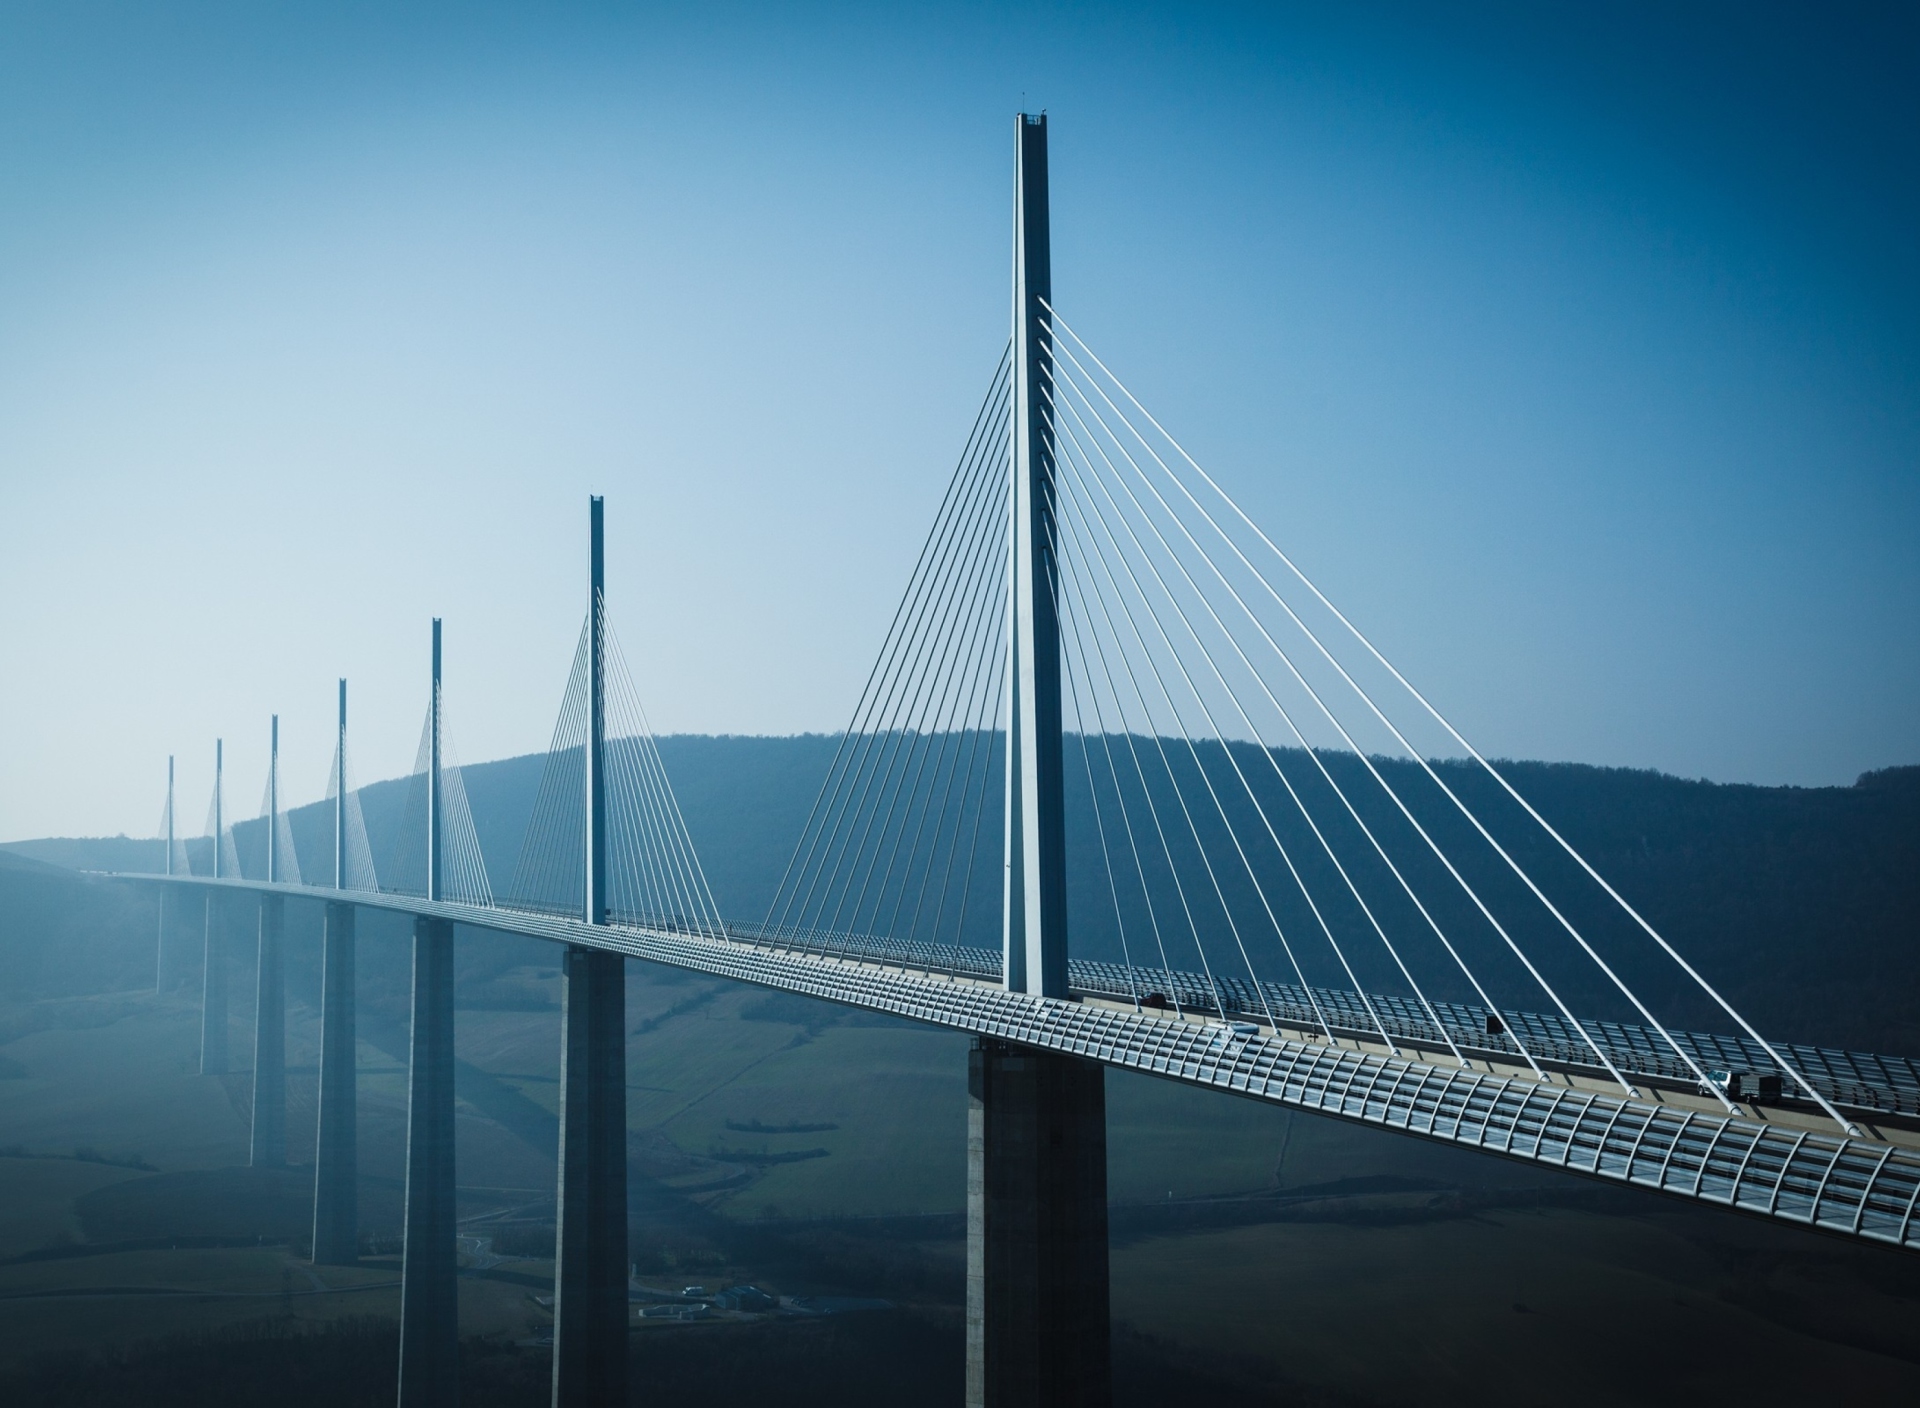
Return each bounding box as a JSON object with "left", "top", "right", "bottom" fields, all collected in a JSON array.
[
  {"left": 199, "top": 890, "right": 227, "bottom": 1074},
  {"left": 249, "top": 893, "right": 286, "bottom": 1167},
  {"left": 552, "top": 496, "right": 628, "bottom": 1408},
  {"left": 251, "top": 715, "right": 287, "bottom": 1168},
  {"left": 314, "top": 679, "right": 360, "bottom": 1264},
  {"left": 1005, "top": 111, "right": 1066, "bottom": 1000},
  {"left": 312, "top": 900, "right": 358, "bottom": 1263},
  {"left": 400, "top": 622, "right": 459, "bottom": 1408},
  {"left": 970, "top": 115, "right": 1113, "bottom": 1407},
  {"left": 158, "top": 754, "right": 174, "bottom": 992},
  {"left": 551, "top": 947, "right": 627, "bottom": 1406},
  {"left": 201, "top": 737, "right": 228, "bottom": 1075},
  {"left": 399, "top": 915, "right": 458, "bottom": 1407},
  {"left": 966, "top": 1038, "right": 1111, "bottom": 1408}
]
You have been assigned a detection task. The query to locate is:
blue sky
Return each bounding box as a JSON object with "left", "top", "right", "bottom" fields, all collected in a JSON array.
[{"left": 2, "top": 1, "right": 1915, "bottom": 840}]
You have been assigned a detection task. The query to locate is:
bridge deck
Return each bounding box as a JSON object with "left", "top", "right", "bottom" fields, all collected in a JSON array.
[{"left": 130, "top": 875, "right": 1920, "bottom": 1255}]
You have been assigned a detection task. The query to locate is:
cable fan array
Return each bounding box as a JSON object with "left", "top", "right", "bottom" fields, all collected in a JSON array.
[
  {"left": 757, "top": 314, "right": 1848, "bottom": 1132},
  {"left": 760, "top": 348, "right": 1013, "bottom": 955},
  {"left": 323, "top": 731, "right": 381, "bottom": 892},
  {"left": 507, "top": 613, "right": 724, "bottom": 935},
  {"left": 256, "top": 759, "right": 303, "bottom": 886},
  {"left": 200, "top": 766, "right": 240, "bottom": 880},
  {"left": 153, "top": 782, "right": 190, "bottom": 878},
  {"left": 1031, "top": 301, "right": 1847, "bottom": 1128},
  {"left": 389, "top": 699, "right": 493, "bottom": 906}
]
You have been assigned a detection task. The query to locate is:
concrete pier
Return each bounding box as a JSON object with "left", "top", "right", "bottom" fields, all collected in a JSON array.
[
  {"left": 398, "top": 916, "right": 458, "bottom": 1408},
  {"left": 312, "top": 900, "right": 358, "bottom": 1263},
  {"left": 551, "top": 946, "right": 628, "bottom": 1408},
  {"left": 249, "top": 894, "right": 286, "bottom": 1168},
  {"left": 966, "top": 1037, "right": 1111, "bottom": 1408},
  {"left": 199, "top": 891, "right": 227, "bottom": 1075}
]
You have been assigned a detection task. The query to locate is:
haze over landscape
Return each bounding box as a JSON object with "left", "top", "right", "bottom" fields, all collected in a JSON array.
[{"left": 2, "top": 4, "right": 1917, "bottom": 1406}]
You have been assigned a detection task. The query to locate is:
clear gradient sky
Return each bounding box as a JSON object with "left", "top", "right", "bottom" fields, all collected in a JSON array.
[{"left": 2, "top": 1, "right": 1915, "bottom": 841}]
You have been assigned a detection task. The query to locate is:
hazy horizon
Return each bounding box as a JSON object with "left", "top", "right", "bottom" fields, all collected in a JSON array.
[{"left": 5, "top": 2, "right": 1916, "bottom": 841}]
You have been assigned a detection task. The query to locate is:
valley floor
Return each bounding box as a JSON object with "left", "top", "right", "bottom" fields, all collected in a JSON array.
[{"left": 2, "top": 962, "right": 1918, "bottom": 1406}]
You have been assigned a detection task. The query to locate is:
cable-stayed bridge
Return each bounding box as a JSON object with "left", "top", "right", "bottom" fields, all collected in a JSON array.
[{"left": 113, "top": 115, "right": 1918, "bottom": 1408}]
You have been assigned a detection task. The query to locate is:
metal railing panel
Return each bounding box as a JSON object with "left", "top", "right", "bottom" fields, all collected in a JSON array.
[{"left": 123, "top": 874, "right": 1920, "bottom": 1254}]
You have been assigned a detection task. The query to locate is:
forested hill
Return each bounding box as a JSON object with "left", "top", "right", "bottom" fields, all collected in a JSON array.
[{"left": 5, "top": 742, "right": 1916, "bottom": 1057}]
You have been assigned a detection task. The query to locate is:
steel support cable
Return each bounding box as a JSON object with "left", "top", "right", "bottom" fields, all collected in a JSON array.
[
  {"left": 258, "top": 768, "right": 304, "bottom": 888},
  {"left": 1056, "top": 366, "right": 1544, "bottom": 1074},
  {"left": 604, "top": 734, "right": 658, "bottom": 921},
  {"left": 200, "top": 788, "right": 218, "bottom": 874},
  {"left": 606, "top": 717, "right": 673, "bottom": 924},
  {"left": 1054, "top": 498, "right": 1236, "bottom": 1022},
  {"left": 801, "top": 453, "right": 1002, "bottom": 944},
  {"left": 1057, "top": 404, "right": 1409, "bottom": 1047},
  {"left": 1059, "top": 439, "right": 1267, "bottom": 1021},
  {"left": 1054, "top": 455, "right": 1312, "bottom": 1047},
  {"left": 800, "top": 426, "right": 1008, "bottom": 943},
  {"left": 1059, "top": 428, "right": 1328, "bottom": 1044},
  {"left": 1058, "top": 571, "right": 1187, "bottom": 1018},
  {"left": 904, "top": 556, "right": 1010, "bottom": 942},
  {"left": 1045, "top": 327, "right": 1643, "bottom": 1099},
  {"left": 322, "top": 741, "right": 344, "bottom": 886},
  {"left": 774, "top": 385, "right": 1011, "bottom": 933},
  {"left": 341, "top": 741, "right": 378, "bottom": 891},
  {"left": 887, "top": 560, "right": 1011, "bottom": 942},
  {"left": 833, "top": 500, "right": 1005, "bottom": 937},
  {"left": 625, "top": 734, "right": 685, "bottom": 924},
  {"left": 441, "top": 760, "right": 473, "bottom": 899},
  {"left": 767, "top": 355, "right": 1011, "bottom": 929},
  {"left": 811, "top": 406, "right": 1011, "bottom": 935},
  {"left": 601, "top": 633, "right": 693, "bottom": 925},
  {"left": 1058, "top": 548, "right": 1209, "bottom": 1020},
  {"left": 611, "top": 654, "right": 709, "bottom": 928},
  {"left": 1052, "top": 401, "right": 1559, "bottom": 1083},
  {"left": 874, "top": 562, "right": 1009, "bottom": 939},
  {"left": 584, "top": 639, "right": 656, "bottom": 923},
  {"left": 153, "top": 795, "right": 172, "bottom": 874},
  {"left": 504, "top": 647, "right": 574, "bottom": 909},
  {"left": 277, "top": 811, "right": 304, "bottom": 888},
  {"left": 801, "top": 417, "right": 1011, "bottom": 939},
  {"left": 222, "top": 813, "right": 241, "bottom": 883},
  {"left": 1054, "top": 387, "right": 1475, "bottom": 1068},
  {"left": 442, "top": 751, "right": 493, "bottom": 904},
  {"left": 837, "top": 463, "right": 1012, "bottom": 939},
  {"left": 648, "top": 726, "right": 727, "bottom": 932},
  {"left": 1060, "top": 433, "right": 1415, "bottom": 1055},
  {"left": 1044, "top": 306, "right": 1842, "bottom": 1130},
  {"left": 633, "top": 722, "right": 724, "bottom": 931},
  {"left": 599, "top": 639, "right": 692, "bottom": 925},
  {"left": 606, "top": 625, "right": 725, "bottom": 932},
  {"left": 605, "top": 730, "right": 665, "bottom": 922},
  {"left": 908, "top": 582, "right": 1009, "bottom": 947},
  {"left": 513, "top": 629, "right": 590, "bottom": 913},
  {"left": 434, "top": 705, "right": 492, "bottom": 905},
  {"left": 535, "top": 638, "right": 593, "bottom": 912},
  {"left": 765, "top": 372, "right": 1008, "bottom": 933},
  {"left": 508, "top": 622, "right": 591, "bottom": 912},
  {"left": 1059, "top": 599, "right": 1142, "bottom": 1007},
  {"left": 389, "top": 707, "right": 437, "bottom": 895},
  {"left": 1044, "top": 312, "right": 1740, "bottom": 1105},
  {"left": 438, "top": 754, "right": 479, "bottom": 902},
  {"left": 945, "top": 647, "right": 1009, "bottom": 954}
]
